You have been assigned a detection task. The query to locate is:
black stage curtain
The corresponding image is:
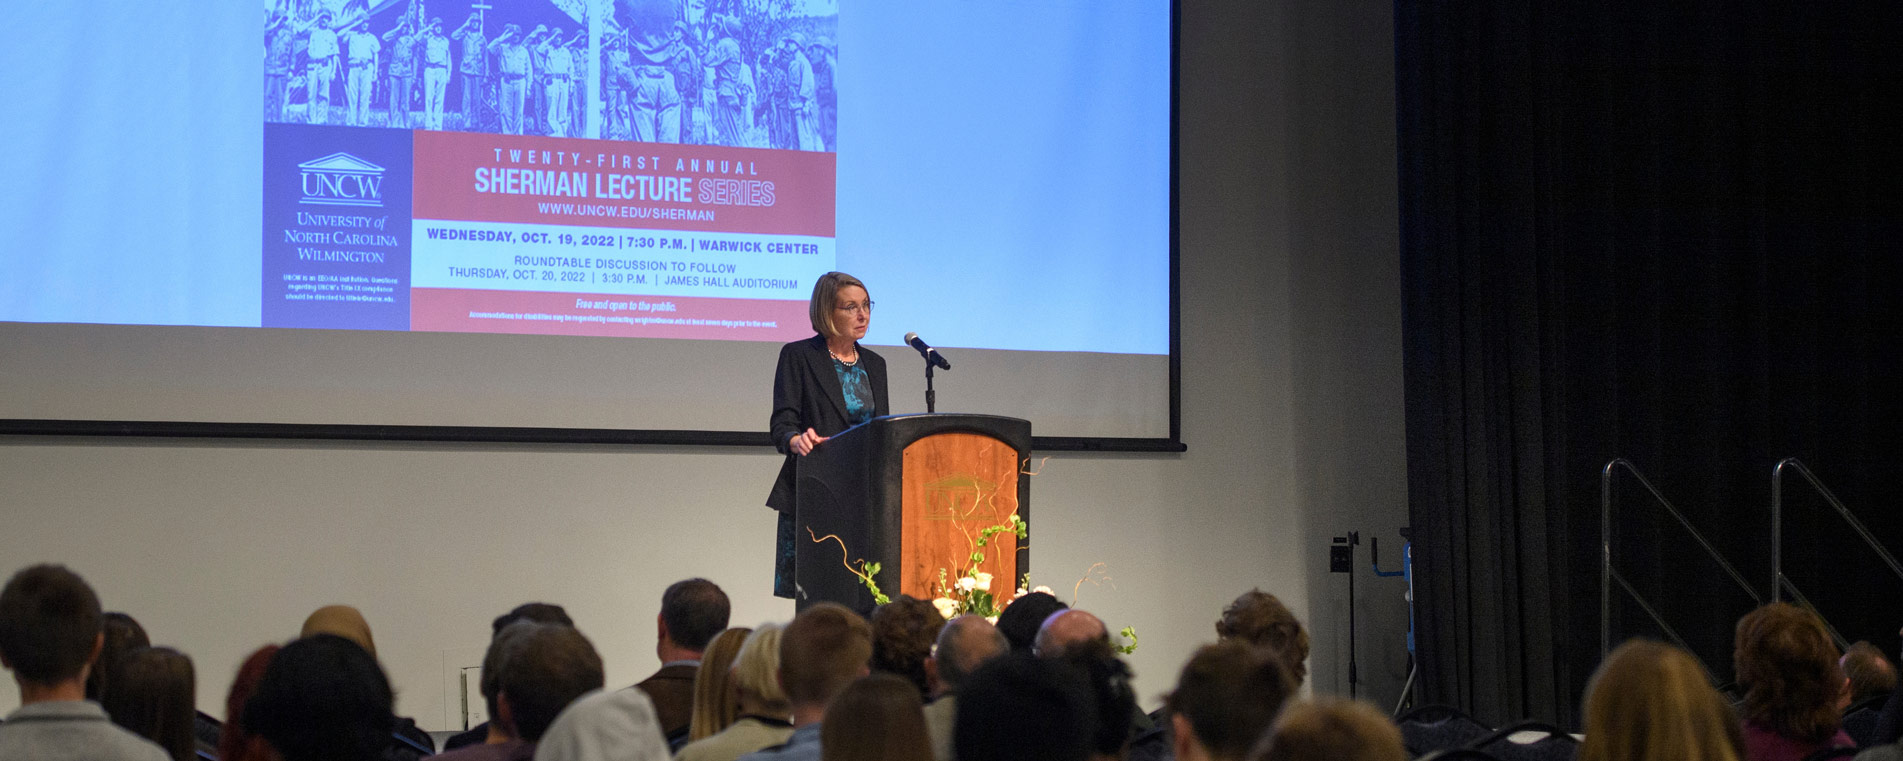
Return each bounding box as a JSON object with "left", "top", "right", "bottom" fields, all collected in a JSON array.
[{"left": 1397, "top": 1, "right": 1902, "bottom": 727}]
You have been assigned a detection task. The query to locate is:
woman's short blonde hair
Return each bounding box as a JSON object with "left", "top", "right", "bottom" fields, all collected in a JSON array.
[
  {"left": 808, "top": 271, "right": 868, "bottom": 339},
  {"left": 731, "top": 623, "right": 790, "bottom": 713},
  {"left": 1581, "top": 639, "right": 1743, "bottom": 761}
]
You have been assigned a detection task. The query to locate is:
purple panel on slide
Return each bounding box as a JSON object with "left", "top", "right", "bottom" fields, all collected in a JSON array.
[{"left": 262, "top": 123, "right": 413, "bottom": 330}]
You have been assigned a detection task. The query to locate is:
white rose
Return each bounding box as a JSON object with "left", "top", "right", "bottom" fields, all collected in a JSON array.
[
  {"left": 932, "top": 597, "right": 959, "bottom": 619},
  {"left": 985, "top": 615, "right": 999, "bottom": 625},
  {"left": 957, "top": 576, "right": 979, "bottom": 592},
  {"left": 973, "top": 571, "right": 994, "bottom": 589}
]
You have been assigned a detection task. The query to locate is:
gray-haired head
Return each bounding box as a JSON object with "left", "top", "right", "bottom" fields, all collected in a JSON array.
[{"left": 933, "top": 615, "right": 1009, "bottom": 693}]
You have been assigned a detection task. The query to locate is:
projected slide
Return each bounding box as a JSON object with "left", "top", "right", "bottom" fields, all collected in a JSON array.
[
  {"left": 1, "top": 0, "right": 1172, "bottom": 438},
  {"left": 263, "top": 0, "right": 836, "bottom": 341}
]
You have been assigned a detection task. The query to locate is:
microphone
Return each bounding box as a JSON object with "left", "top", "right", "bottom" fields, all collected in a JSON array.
[{"left": 904, "top": 332, "right": 952, "bottom": 370}]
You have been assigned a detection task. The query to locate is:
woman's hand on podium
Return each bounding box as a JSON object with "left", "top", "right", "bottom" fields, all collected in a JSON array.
[{"left": 792, "top": 427, "right": 830, "bottom": 456}]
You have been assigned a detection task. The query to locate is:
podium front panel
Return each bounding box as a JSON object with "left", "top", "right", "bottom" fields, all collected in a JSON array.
[
  {"left": 899, "top": 432, "right": 1022, "bottom": 602},
  {"left": 795, "top": 414, "right": 1030, "bottom": 614}
]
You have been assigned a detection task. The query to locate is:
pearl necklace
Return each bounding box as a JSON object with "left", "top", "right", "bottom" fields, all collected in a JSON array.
[{"left": 829, "top": 345, "right": 858, "bottom": 365}]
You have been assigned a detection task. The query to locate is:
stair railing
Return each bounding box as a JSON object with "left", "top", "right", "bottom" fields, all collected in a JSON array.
[
  {"left": 1769, "top": 457, "right": 1902, "bottom": 652},
  {"left": 1601, "top": 459, "right": 1762, "bottom": 668}
]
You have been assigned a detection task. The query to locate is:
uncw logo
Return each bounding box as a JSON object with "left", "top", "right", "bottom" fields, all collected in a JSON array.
[{"left": 299, "top": 152, "right": 385, "bottom": 208}]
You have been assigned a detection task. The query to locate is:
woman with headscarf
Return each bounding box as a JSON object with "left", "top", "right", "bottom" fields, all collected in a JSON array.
[{"left": 299, "top": 605, "right": 436, "bottom": 758}]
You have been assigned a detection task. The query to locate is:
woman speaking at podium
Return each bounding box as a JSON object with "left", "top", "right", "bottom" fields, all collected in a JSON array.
[{"left": 766, "top": 271, "right": 890, "bottom": 598}]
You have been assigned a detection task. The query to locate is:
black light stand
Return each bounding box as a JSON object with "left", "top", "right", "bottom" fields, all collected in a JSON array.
[{"left": 1330, "top": 531, "right": 1361, "bottom": 698}]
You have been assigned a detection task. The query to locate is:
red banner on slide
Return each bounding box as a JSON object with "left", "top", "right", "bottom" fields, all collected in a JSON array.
[
  {"left": 412, "top": 288, "right": 812, "bottom": 341},
  {"left": 412, "top": 131, "right": 836, "bottom": 237}
]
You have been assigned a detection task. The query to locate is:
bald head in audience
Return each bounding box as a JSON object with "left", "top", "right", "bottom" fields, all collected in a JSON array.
[
  {"left": 1034, "top": 609, "right": 1108, "bottom": 658},
  {"left": 927, "top": 615, "right": 1009, "bottom": 698},
  {"left": 1841, "top": 641, "right": 1896, "bottom": 706}
]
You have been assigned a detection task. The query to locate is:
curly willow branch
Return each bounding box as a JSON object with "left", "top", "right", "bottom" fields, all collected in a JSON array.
[{"left": 807, "top": 527, "right": 882, "bottom": 594}]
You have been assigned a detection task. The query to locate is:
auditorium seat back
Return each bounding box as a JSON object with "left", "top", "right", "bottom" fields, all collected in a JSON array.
[
  {"left": 1397, "top": 704, "right": 1492, "bottom": 756},
  {"left": 1465, "top": 720, "right": 1577, "bottom": 761}
]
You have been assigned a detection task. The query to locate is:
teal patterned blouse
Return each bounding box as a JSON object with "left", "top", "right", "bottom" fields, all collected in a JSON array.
[{"left": 833, "top": 355, "right": 874, "bottom": 426}]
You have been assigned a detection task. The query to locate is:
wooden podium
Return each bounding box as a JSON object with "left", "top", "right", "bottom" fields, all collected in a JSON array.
[{"left": 793, "top": 414, "right": 1032, "bottom": 613}]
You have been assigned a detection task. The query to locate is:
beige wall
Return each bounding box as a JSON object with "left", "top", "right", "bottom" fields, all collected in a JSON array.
[{"left": 0, "top": 0, "right": 1404, "bottom": 723}]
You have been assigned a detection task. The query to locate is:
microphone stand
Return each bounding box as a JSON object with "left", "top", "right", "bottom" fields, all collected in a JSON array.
[{"left": 925, "top": 361, "right": 936, "bottom": 413}]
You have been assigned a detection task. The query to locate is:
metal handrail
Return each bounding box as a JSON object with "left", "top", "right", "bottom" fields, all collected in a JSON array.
[
  {"left": 1771, "top": 457, "right": 1903, "bottom": 602},
  {"left": 1609, "top": 568, "right": 1722, "bottom": 686},
  {"left": 1777, "top": 573, "right": 1852, "bottom": 652},
  {"left": 1602, "top": 458, "right": 1763, "bottom": 658}
]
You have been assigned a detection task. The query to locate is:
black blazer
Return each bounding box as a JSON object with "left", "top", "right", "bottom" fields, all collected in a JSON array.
[{"left": 767, "top": 334, "right": 890, "bottom": 512}]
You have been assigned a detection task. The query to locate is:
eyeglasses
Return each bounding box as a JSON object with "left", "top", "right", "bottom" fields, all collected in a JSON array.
[{"left": 835, "top": 300, "right": 874, "bottom": 315}]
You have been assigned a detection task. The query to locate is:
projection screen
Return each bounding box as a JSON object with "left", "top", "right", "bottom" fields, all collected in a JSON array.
[{"left": 0, "top": 0, "right": 1178, "bottom": 448}]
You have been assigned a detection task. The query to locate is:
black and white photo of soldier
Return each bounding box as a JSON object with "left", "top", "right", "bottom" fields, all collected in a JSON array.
[
  {"left": 265, "top": 0, "right": 589, "bottom": 135},
  {"left": 382, "top": 7, "right": 422, "bottom": 128},
  {"left": 600, "top": 0, "right": 834, "bottom": 151},
  {"left": 342, "top": 16, "right": 381, "bottom": 126},
  {"left": 450, "top": 10, "right": 491, "bottom": 130}
]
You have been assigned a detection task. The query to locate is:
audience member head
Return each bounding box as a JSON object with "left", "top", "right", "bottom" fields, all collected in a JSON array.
[
  {"left": 102, "top": 646, "right": 196, "bottom": 761},
  {"left": 1062, "top": 638, "right": 1138, "bottom": 761},
  {"left": 1035, "top": 608, "right": 1108, "bottom": 658},
  {"left": 1734, "top": 602, "right": 1846, "bottom": 744},
  {"left": 493, "top": 602, "right": 574, "bottom": 635},
  {"left": 821, "top": 673, "right": 934, "bottom": 761},
  {"left": 86, "top": 611, "right": 150, "bottom": 701},
  {"left": 219, "top": 644, "right": 280, "bottom": 761},
  {"left": 927, "top": 615, "right": 1009, "bottom": 698},
  {"left": 731, "top": 623, "right": 791, "bottom": 718},
  {"left": 300, "top": 604, "right": 376, "bottom": 658},
  {"left": 479, "top": 621, "right": 540, "bottom": 739},
  {"left": 659, "top": 578, "right": 731, "bottom": 657},
  {"left": 871, "top": 595, "right": 947, "bottom": 698},
  {"left": 1216, "top": 589, "right": 1310, "bottom": 687},
  {"left": 1167, "top": 641, "right": 1298, "bottom": 761},
  {"left": 1249, "top": 699, "right": 1407, "bottom": 761},
  {"left": 688, "top": 627, "right": 753, "bottom": 741},
  {"left": 996, "top": 592, "right": 1066, "bottom": 653},
  {"left": 1579, "top": 639, "right": 1742, "bottom": 761},
  {"left": 245, "top": 634, "right": 395, "bottom": 761},
  {"left": 535, "top": 684, "right": 671, "bottom": 761},
  {"left": 0, "top": 564, "right": 104, "bottom": 693},
  {"left": 498, "top": 622, "right": 606, "bottom": 743},
  {"left": 778, "top": 602, "right": 873, "bottom": 718},
  {"left": 955, "top": 654, "right": 1096, "bottom": 761},
  {"left": 1841, "top": 640, "right": 1897, "bottom": 706}
]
